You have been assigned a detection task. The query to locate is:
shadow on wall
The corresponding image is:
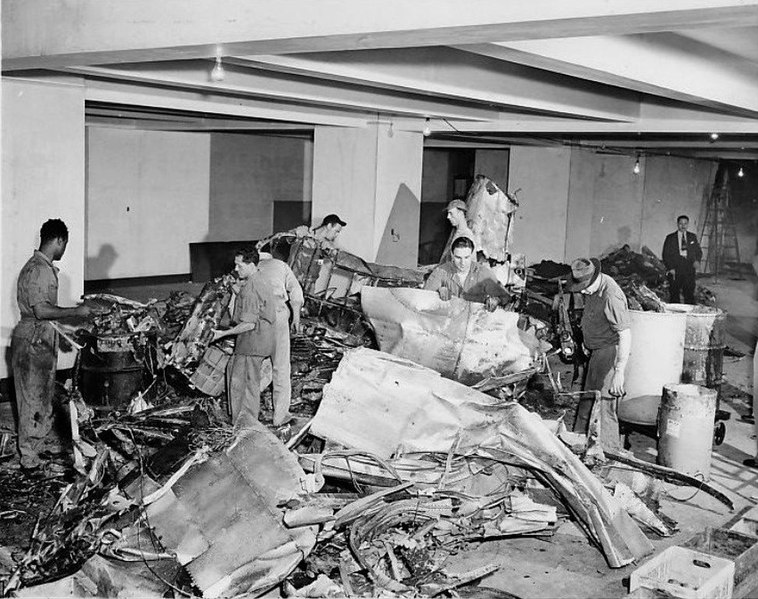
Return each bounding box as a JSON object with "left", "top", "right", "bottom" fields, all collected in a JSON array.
[
  {"left": 86, "top": 244, "right": 119, "bottom": 280},
  {"left": 376, "top": 183, "right": 419, "bottom": 267}
]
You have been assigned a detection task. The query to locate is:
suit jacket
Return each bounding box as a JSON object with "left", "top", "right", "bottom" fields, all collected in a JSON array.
[{"left": 662, "top": 230, "right": 702, "bottom": 271}]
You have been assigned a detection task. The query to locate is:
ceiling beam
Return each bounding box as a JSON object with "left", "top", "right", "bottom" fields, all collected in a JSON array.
[
  {"left": 457, "top": 32, "right": 758, "bottom": 117},
  {"left": 59, "top": 61, "right": 496, "bottom": 122},
  {"left": 235, "top": 48, "right": 641, "bottom": 122},
  {"left": 78, "top": 77, "right": 371, "bottom": 127},
  {"left": 6, "top": 0, "right": 758, "bottom": 70}
]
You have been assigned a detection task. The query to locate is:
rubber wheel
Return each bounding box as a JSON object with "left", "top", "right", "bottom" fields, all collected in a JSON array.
[{"left": 713, "top": 421, "right": 726, "bottom": 446}]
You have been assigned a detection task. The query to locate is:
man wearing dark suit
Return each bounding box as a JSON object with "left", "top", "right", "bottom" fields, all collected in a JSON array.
[{"left": 662, "top": 215, "right": 702, "bottom": 304}]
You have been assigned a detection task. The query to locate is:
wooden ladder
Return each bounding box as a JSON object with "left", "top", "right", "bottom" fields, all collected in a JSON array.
[{"left": 699, "top": 169, "right": 742, "bottom": 280}]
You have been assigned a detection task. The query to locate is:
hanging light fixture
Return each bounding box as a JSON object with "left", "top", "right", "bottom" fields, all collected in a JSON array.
[
  {"left": 633, "top": 155, "right": 641, "bottom": 175},
  {"left": 387, "top": 121, "right": 394, "bottom": 138},
  {"left": 710, "top": 132, "right": 719, "bottom": 141},
  {"left": 738, "top": 166, "right": 744, "bottom": 177},
  {"left": 422, "top": 118, "right": 432, "bottom": 137},
  {"left": 210, "top": 53, "right": 225, "bottom": 82}
]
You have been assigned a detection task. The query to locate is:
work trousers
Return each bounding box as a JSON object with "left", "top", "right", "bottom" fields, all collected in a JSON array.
[
  {"left": 584, "top": 344, "right": 622, "bottom": 452},
  {"left": 270, "top": 311, "right": 292, "bottom": 427},
  {"left": 226, "top": 354, "right": 265, "bottom": 430},
  {"left": 11, "top": 324, "right": 57, "bottom": 468},
  {"left": 669, "top": 264, "right": 696, "bottom": 304},
  {"left": 753, "top": 340, "right": 758, "bottom": 460}
]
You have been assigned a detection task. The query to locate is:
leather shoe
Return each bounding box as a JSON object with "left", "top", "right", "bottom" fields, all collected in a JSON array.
[{"left": 743, "top": 458, "right": 758, "bottom": 469}]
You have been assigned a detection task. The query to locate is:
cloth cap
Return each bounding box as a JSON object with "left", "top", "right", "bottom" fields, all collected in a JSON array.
[
  {"left": 568, "top": 257, "right": 601, "bottom": 292},
  {"left": 444, "top": 199, "right": 467, "bottom": 213},
  {"left": 320, "top": 214, "right": 347, "bottom": 228}
]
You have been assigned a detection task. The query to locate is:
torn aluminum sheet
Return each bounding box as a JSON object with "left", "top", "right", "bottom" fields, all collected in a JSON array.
[
  {"left": 144, "top": 420, "right": 317, "bottom": 598},
  {"left": 361, "top": 287, "right": 548, "bottom": 385},
  {"left": 311, "top": 348, "right": 653, "bottom": 568},
  {"left": 460, "top": 175, "right": 518, "bottom": 263}
]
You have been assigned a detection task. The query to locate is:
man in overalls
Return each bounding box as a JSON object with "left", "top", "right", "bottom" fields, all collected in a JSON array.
[{"left": 12, "top": 219, "right": 96, "bottom": 472}]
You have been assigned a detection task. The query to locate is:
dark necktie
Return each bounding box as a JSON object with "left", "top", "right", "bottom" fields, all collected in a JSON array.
[{"left": 680, "top": 233, "right": 686, "bottom": 252}]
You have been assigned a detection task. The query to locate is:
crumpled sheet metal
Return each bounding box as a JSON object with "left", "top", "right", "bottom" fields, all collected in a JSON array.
[
  {"left": 14, "top": 554, "right": 174, "bottom": 598},
  {"left": 311, "top": 348, "right": 652, "bottom": 568},
  {"left": 361, "top": 287, "right": 541, "bottom": 384},
  {"left": 463, "top": 175, "right": 518, "bottom": 262},
  {"left": 145, "top": 421, "right": 317, "bottom": 598}
]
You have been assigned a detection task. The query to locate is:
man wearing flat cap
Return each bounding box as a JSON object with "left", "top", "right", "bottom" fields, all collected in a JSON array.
[
  {"left": 440, "top": 199, "right": 478, "bottom": 263},
  {"left": 569, "top": 257, "right": 631, "bottom": 451}
]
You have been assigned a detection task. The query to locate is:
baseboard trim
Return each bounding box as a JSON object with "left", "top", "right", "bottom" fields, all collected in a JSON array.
[{"left": 84, "top": 273, "right": 192, "bottom": 292}]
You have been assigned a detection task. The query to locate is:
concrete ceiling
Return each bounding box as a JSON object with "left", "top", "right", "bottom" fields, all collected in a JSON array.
[{"left": 4, "top": 0, "right": 758, "bottom": 163}]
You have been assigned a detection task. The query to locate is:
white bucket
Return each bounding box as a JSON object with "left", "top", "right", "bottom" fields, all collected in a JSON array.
[
  {"left": 657, "top": 383, "right": 717, "bottom": 479},
  {"left": 617, "top": 309, "right": 686, "bottom": 425}
]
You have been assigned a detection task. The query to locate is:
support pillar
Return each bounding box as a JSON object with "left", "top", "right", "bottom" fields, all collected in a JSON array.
[
  {"left": 312, "top": 124, "right": 422, "bottom": 267},
  {"left": 1, "top": 79, "right": 86, "bottom": 375}
]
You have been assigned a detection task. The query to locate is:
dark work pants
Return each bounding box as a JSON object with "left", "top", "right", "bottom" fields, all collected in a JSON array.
[
  {"left": 11, "top": 324, "right": 57, "bottom": 468},
  {"left": 669, "top": 265, "right": 696, "bottom": 304},
  {"left": 584, "top": 344, "right": 622, "bottom": 452}
]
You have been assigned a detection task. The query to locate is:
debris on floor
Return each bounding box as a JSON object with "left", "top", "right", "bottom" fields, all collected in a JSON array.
[{"left": 0, "top": 260, "right": 739, "bottom": 597}]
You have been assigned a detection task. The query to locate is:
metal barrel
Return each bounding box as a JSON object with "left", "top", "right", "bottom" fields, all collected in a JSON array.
[
  {"left": 79, "top": 331, "right": 156, "bottom": 408},
  {"left": 679, "top": 304, "right": 726, "bottom": 391},
  {"left": 657, "top": 383, "right": 717, "bottom": 479}
]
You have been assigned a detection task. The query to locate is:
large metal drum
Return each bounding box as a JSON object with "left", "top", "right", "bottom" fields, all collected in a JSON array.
[
  {"left": 617, "top": 309, "right": 687, "bottom": 426},
  {"left": 79, "top": 331, "right": 157, "bottom": 408},
  {"left": 674, "top": 304, "right": 726, "bottom": 390}
]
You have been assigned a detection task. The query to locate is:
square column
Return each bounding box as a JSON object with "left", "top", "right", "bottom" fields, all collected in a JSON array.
[{"left": 312, "top": 124, "right": 422, "bottom": 267}]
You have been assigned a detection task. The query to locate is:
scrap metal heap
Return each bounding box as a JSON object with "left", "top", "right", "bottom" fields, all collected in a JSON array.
[
  {"left": 0, "top": 194, "right": 728, "bottom": 597},
  {"left": 1, "top": 286, "right": 733, "bottom": 597}
]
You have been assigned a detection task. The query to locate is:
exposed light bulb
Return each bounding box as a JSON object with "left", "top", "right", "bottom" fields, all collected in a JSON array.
[
  {"left": 710, "top": 132, "right": 719, "bottom": 140},
  {"left": 210, "top": 55, "right": 225, "bottom": 82},
  {"left": 738, "top": 167, "right": 744, "bottom": 177},
  {"left": 633, "top": 158, "right": 640, "bottom": 175},
  {"left": 422, "top": 118, "right": 432, "bottom": 137}
]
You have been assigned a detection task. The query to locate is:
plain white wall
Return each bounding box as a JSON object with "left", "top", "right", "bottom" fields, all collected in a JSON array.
[
  {"left": 509, "top": 146, "right": 717, "bottom": 263},
  {"left": 208, "top": 133, "right": 310, "bottom": 241},
  {"left": 86, "top": 127, "right": 211, "bottom": 279},
  {"left": 2, "top": 79, "right": 86, "bottom": 377},
  {"left": 508, "top": 146, "right": 572, "bottom": 263}
]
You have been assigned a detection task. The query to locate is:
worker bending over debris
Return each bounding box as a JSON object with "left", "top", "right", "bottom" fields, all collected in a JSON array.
[
  {"left": 213, "top": 247, "right": 277, "bottom": 431},
  {"left": 424, "top": 236, "right": 510, "bottom": 311},
  {"left": 569, "top": 257, "right": 631, "bottom": 452},
  {"left": 256, "top": 252, "right": 304, "bottom": 430},
  {"left": 291, "top": 213, "right": 346, "bottom": 250},
  {"left": 12, "top": 219, "right": 100, "bottom": 473}
]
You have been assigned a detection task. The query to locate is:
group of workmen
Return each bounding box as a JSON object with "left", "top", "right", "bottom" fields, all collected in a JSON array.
[{"left": 11, "top": 209, "right": 726, "bottom": 474}]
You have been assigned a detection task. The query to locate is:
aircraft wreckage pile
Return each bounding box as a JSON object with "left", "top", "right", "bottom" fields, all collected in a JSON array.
[
  {"left": 0, "top": 180, "right": 732, "bottom": 598},
  {"left": 1, "top": 281, "right": 733, "bottom": 598}
]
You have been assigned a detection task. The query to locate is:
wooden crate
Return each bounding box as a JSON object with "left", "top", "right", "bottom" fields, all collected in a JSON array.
[
  {"left": 684, "top": 527, "right": 758, "bottom": 589},
  {"left": 629, "top": 545, "right": 734, "bottom": 599},
  {"left": 723, "top": 505, "right": 758, "bottom": 539}
]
